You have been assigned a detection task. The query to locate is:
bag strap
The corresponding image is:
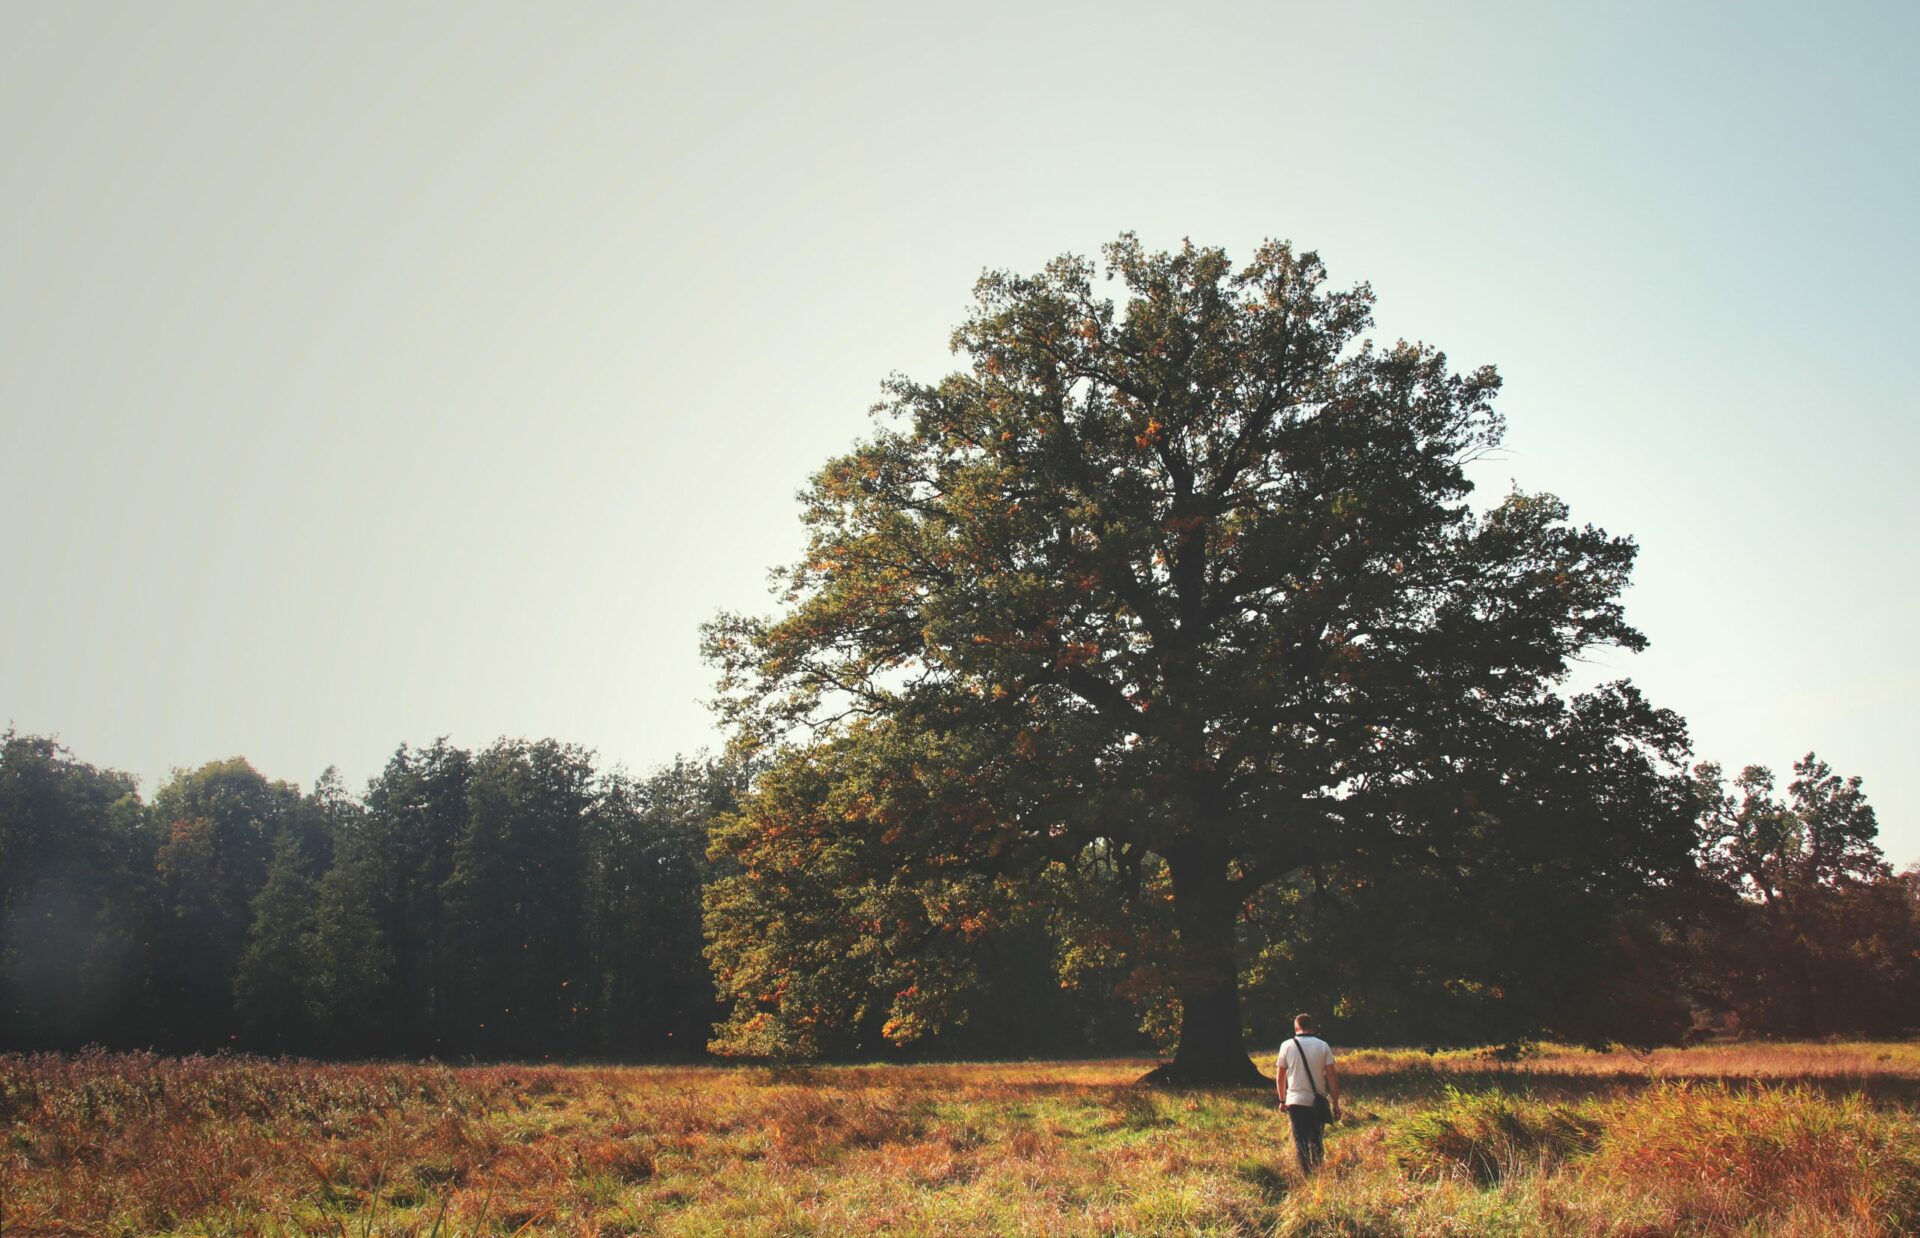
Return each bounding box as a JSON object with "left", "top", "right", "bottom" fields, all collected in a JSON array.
[{"left": 1291, "top": 1035, "right": 1324, "bottom": 1101}]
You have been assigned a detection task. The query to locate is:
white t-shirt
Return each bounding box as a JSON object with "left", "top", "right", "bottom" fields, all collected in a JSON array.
[{"left": 1276, "top": 1035, "right": 1335, "bottom": 1107}]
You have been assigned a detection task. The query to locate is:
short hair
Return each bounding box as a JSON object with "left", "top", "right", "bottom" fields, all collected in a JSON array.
[{"left": 1294, "top": 1013, "right": 1314, "bottom": 1032}]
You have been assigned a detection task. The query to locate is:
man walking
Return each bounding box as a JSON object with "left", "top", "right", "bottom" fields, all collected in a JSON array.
[{"left": 1276, "top": 1012, "right": 1340, "bottom": 1175}]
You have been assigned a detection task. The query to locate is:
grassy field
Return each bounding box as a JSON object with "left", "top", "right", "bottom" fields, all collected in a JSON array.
[{"left": 5, "top": 1043, "right": 1920, "bottom": 1236}]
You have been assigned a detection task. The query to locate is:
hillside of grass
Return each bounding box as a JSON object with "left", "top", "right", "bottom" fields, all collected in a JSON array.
[{"left": 5, "top": 1043, "right": 1919, "bottom": 1235}]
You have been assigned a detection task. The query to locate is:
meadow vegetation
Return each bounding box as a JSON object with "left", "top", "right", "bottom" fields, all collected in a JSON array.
[{"left": 6, "top": 1042, "right": 1919, "bottom": 1236}]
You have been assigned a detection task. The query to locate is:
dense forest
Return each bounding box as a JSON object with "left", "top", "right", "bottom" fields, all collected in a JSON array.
[
  {"left": 2, "top": 727, "right": 1915, "bottom": 1060},
  {"left": 0, "top": 732, "right": 727, "bottom": 1059}
]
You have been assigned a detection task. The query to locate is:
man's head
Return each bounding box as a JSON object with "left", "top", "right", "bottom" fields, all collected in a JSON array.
[{"left": 1294, "top": 1013, "right": 1314, "bottom": 1034}]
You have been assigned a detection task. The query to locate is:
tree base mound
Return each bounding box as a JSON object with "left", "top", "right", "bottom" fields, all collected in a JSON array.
[{"left": 1138, "top": 1059, "right": 1271, "bottom": 1090}]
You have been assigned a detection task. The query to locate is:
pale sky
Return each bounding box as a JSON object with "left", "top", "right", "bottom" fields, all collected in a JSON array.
[{"left": 3, "top": 2, "right": 1915, "bottom": 863}]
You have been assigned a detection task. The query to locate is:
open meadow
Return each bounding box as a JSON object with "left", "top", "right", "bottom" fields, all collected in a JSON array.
[{"left": 5, "top": 1043, "right": 1920, "bottom": 1236}]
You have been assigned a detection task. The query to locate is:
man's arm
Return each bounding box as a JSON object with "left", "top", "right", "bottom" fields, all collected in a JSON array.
[
  {"left": 1275, "top": 1044, "right": 1288, "bottom": 1106},
  {"left": 1326, "top": 1057, "right": 1341, "bottom": 1119}
]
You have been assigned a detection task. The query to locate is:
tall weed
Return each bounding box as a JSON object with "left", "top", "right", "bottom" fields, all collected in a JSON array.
[
  {"left": 1390, "top": 1087, "right": 1600, "bottom": 1184},
  {"left": 1583, "top": 1082, "right": 1920, "bottom": 1233}
]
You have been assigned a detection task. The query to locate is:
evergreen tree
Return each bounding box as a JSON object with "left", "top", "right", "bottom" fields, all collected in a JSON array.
[
  {"left": 582, "top": 757, "right": 735, "bottom": 1055},
  {"left": 441, "top": 739, "right": 594, "bottom": 1057},
  {"left": 358, "top": 740, "right": 471, "bottom": 1054},
  {"left": 306, "top": 852, "right": 395, "bottom": 1055},
  {"left": 234, "top": 832, "right": 322, "bottom": 1052}
]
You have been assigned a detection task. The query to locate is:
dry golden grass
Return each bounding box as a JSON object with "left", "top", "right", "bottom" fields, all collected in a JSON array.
[{"left": 3, "top": 1043, "right": 1917, "bottom": 1235}]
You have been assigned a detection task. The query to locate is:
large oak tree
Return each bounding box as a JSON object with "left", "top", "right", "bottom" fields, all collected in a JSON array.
[{"left": 706, "top": 236, "right": 1695, "bottom": 1082}]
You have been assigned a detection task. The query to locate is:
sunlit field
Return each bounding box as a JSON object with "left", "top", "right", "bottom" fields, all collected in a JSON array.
[{"left": 5, "top": 1043, "right": 1920, "bottom": 1236}]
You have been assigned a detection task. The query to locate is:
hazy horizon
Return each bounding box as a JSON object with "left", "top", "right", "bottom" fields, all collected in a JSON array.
[{"left": 4, "top": 2, "right": 1916, "bottom": 862}]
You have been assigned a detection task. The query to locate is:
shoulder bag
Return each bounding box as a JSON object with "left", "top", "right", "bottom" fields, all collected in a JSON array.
[{"left": 1291, "top": 1035, "right": 1335, "bottom": 1125}]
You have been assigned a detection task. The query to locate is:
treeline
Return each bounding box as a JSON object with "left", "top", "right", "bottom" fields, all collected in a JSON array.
[
  {"left": 1244, "top": 754, "right": 1920, "bottom": 1046},
  {"left": 0, "top": 732, "right": 730, "bottom": 1058},
  {"left": 2, "top": 729, "right": 1916, "bottom": 1058}
]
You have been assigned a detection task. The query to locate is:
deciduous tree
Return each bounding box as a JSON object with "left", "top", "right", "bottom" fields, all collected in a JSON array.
[
  {"left": 1692, "top": 754, "right": 1914, "bottom": 1036},
  {"left": 707, "top": 236, "right": 1695, "bottom": 1081},
  {"left": 147, "top": 758, "right": 313, "bottom": 1049},
  {"left": 0, "top": 731, "right": 147, "bottom": 1047}
]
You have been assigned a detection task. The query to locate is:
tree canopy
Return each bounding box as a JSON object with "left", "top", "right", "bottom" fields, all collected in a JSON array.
[
  {"left": 1687, "top": 754, "right": 1916, "bottom": 1037},
  {"left": 706, "top": 235, "right": 1700, "bottom": 1081}
]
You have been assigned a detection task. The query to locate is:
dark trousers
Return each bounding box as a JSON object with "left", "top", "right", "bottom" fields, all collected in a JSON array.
[{"left": 1286, "top": 1103, "right": 1327, "bottom": 1174}]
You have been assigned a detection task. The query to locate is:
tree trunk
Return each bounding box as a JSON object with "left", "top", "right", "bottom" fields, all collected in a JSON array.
[
  {"left": 1142, "top": 849, "right": 1269, "bottom": 1088},
  {"left": 1780, "top": 901, "right": 1822, "bottom": 1039}
]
